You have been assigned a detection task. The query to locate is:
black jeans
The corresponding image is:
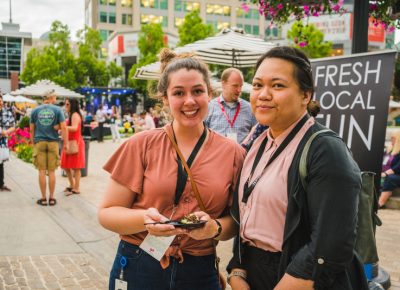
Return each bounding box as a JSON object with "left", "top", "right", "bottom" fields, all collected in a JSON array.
[
  {"left": 0, "top": 163, "right": 3, "bottom": 187},
  {"left": 243, "top": 245, "right": 281, "bottom": 290}
]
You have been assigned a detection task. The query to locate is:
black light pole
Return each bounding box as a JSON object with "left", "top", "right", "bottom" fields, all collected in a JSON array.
[{"left": 352, "top": 0, "right": 369, "bottom": 53}]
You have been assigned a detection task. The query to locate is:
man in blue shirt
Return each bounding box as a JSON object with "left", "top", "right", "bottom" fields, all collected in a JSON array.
[
  {"left": 30, "top": 90, "right": 68, "bottom": 206},
  {"left": 206, "top": 68, "right": 256, "bottom": 143}
]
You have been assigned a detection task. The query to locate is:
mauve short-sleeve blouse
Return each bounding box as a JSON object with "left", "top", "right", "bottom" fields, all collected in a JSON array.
[{"left": 103, "top": 124, "right": 245, "bottom": 256}]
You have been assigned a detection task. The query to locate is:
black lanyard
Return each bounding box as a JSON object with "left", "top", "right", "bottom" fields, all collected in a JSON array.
[
  {"left": 242, "top": 114, "right": 309, "bottom": 204},
  {"left": 173, "top": 124, "right": 207, "bottom": 206}
]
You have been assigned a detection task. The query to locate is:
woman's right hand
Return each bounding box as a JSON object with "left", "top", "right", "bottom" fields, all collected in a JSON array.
[
  {"left": 230, "top": 276, "right": 250, "bottom": 290},
  {"left": 144, "top": 207, "right": 186, "bottom": 237}
]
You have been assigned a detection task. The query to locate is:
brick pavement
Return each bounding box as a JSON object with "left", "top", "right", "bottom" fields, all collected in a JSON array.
[
  {"left": 2, "top": 140, "right": 400, "bottom": 289},
  {"left": 0, "top": 254, "right": 107, "bottom": 290}
]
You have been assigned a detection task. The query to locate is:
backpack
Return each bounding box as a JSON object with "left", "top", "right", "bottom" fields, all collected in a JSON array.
[{"left": 299, "top": 129, "right": 382, "bottom": 265}]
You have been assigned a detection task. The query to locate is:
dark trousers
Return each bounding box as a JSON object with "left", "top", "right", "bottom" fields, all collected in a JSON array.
[
  {"left": 243, "top": 245, "right": 281, "bottom": 290},
  {"left": 0, "top": 163, "right": 3, "bottom": 187},
  {"left": 98, "top": 122, "right": 104, "bottom": 142},
  {"left": 109, "top": 240, "right": 221, "bottom": 290}
]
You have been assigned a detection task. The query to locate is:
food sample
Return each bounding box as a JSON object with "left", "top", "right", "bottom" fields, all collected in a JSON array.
[{"left": 180, "top": 213, "right": 200, "bottom": 224}]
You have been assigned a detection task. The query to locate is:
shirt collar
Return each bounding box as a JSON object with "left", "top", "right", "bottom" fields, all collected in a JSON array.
[
  {"left": 266, "top": 112, "right": 308, "bottom": 147},
  {"left": 219, "top": 94, "right": 240, "bottom": 105}
]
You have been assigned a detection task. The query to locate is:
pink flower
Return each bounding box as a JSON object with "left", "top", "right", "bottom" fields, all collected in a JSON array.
[
  {"left": 277, "top": 3, "right": 283, "bottom": 10},
  {"left": 388, "top": 26, "right": 395, "bottom": 33},
  {"left": 369, "top": 4, "right": 378, "bottom": 11},
  {"left": 332, "top": 4, "right": 341, "bottom": 12},
  {"left": 299, "top": 41, "right": 308, "bottom": 47},
  {"left": 241, "top": 3, "right": 250, "bottom": 13},
  {"left": 312, "top": 11, "right": 319, "bottom": 17}
]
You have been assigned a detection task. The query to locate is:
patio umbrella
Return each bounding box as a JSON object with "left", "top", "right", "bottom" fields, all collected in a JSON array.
[
  {"left": 134, "top": 61, "right": 253, "bottom": 93},
  {"left": 11, "top": 79, "right": 84, "bottom": 99},
  {"left": 13, "top": 96, "right": 37, "bottom": 104},
  {"left": 2, "top": 94, "right": 15, "bottom": 102},
  {"left": 174, "top": 28, "right": 276, "bottom": 68}
]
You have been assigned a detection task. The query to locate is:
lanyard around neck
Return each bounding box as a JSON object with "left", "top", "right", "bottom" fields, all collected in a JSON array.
[
  {"left": 242, "top": 114, "right": 309, "bottom": 204},
  {"left": 172, "top": 124, "right": 207, "bottom": 206},
  {"left": 218, "top": 98, "right": 241, "bottom": 128}
]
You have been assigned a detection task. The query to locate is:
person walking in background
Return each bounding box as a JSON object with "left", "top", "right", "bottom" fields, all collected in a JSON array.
[
  {"left": 61, "top": 98, "right": 85, "bottom": 196},
  {"left": 30, "top": 90, "right": 68, "bottom": 206},
  {"left": 379, "top": 132, "right": 400, "bottom": 208},
  {"left": 109, "top": 105, "right": 121, "bottom": 142},
  {"left": 98, "top": 48, "right": 245, "bottom": 290},
  {"left": 206, "top": 68, "right": 256, "bottom": 143},
  {"left": 96, "top": 104, "right": 106, "bottom": 142},
  {"left": 0, "top": 94, "right": 16, "bottom": 191}
]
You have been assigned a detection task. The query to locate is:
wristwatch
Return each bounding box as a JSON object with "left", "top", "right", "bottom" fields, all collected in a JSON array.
[
  {"left": 227, "top": 270, "right": 247, "bottom": 285},
  {"left": 212, "top": 219, "right": 222, "bottom": 239}
]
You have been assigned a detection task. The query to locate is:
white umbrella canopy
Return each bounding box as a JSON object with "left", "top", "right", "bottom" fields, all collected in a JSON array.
[
  {"left": 174, "top": 28, "right": 276, "bottom": 68},
  {"left": 11, "top": 80, "right": 84, "bottom": 99},
  {"left": 134, "top": 61, "right": 253, "bottom": 93},
  {"left": 13, "top": 96, "right": 37, "bottom": 104},
  {"left": 2, "top": 94, "right": 15, "bottom": 102}
]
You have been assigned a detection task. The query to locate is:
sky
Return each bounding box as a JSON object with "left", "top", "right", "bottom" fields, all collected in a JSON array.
[
  {"left": 0, "top": 0, "right": 398, "bottom": 44},
  {"left": 0, "top": 0, "right": 85, "bottom": 40}
]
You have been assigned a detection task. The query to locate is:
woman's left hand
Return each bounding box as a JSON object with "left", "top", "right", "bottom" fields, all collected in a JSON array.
[{"left": 186, "top": 211, "right": 218, "bottom": 240}]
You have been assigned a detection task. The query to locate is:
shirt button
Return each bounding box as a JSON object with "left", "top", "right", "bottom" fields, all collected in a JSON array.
[
  {"left": 177, "top": 236, "right": 182, "bottom": 241},
  {"left": 184, "top": 197, "right": 190, "bottom": 203},
  {"left": 317, "top": 258, "right": 324, "bottom": 265}
]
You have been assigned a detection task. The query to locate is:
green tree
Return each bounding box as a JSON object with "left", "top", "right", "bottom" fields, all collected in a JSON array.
[
  {"left": 393, "top": 55, "right": 400, "bottom": 100},
  {"left": 177, "top": 10, "right": 214, "bottom": 46},
  {"left": 21, "top": 21, "right": 77, "bottom": 89},
  {"left": 287, "top": 21, "right": 332, "bottom": 59},
  {"left": 128, "top": 23, "right": 166, "bottom": 93}
]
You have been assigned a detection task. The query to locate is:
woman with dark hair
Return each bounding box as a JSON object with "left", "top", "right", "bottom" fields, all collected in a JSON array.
[
  {"left": 193, "top": 46, "right": 368, "bottom": 290},
  {"left": 61, "top": 98, "right": 85, "bottom": 195}
]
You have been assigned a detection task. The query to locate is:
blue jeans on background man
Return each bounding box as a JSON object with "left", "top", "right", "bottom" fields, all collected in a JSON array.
[{"left": 109, "top": 240, "right": 221, "bottom": 290}]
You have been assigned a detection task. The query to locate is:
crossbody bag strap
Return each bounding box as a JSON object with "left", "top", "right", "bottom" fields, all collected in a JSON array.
[{"left": 164, "top": 128, "right": 206, "bottom": 212}]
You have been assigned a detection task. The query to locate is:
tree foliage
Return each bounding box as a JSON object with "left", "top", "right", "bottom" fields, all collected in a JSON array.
[
  {"left": 177, "top": 10, "right": 214, "bottom": 46},
  {"left": 21, "top": 22, "right": 123, "bottom": 90},
  {"left": 287, "top": 21, "right": 332, "bottom": 59},
  {"left": 128, "top": 23, "right": 166, "bottom": 94}
]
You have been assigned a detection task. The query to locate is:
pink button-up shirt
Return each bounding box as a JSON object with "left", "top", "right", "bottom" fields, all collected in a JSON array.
[{"left": 239, "top": 114, "right": 315, "bottom": 252}]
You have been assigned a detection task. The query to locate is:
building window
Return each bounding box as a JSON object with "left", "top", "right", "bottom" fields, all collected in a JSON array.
[
  {"left": 236, "top": 8, "right": 259, "bottom": 19},
  {"left": 99, "top": 0, "right": 107, "bottom": 5},
  {"left": 206, "top": 4, "right": 230, "bottom": 16},
  {"left": 160, "top": 0, "right": 168, "bottom": 9},
  {"left": 100, "top": 30, "right": 109, "bottom": 41},
  {"left": 207, "top": 20, "right": 229, "bottom": 31},
  {"left": 175, "top": 0, "right": 199, "bottom": 12},
  {"left": 237, "top": 23, "right": 259, "bottom": 36},
  {"left": 175, "top": 17, "right": 184, "bottom": 27},
  {"left": 108, "top": 0, "right": 116, "bottom": 5},
  {"left": 109, "top": 12, "right": 116, "bottom": 23},
  {"left": 0, "top": 37, "right": 22, "bottom": 79},
  {"left": 141, "top": 14, "right": 165, "bottom": 26},
  {"left": 122, "top": 0, "right": 133, "bottom": 7},
  {"left": 265, "top": 26, "right": 280, "bottom": 38},
  {"left": 100, "top": 11, "right": 108, "bottom": 23},
  {"left": 122, "top": 14, "right": 133, "bottom": 25},
  {"left": 141, "top": 0, "right": 156, "bottom": 8}
]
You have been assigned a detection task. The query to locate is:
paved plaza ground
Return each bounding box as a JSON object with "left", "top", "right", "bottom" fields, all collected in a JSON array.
[{"left": 0, "top": 138, "right": 399, "bottom": 289}]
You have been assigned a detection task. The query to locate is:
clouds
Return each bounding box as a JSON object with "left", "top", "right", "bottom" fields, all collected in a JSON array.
[{"left": 0, "top": 0, "right": 84, "bottom": 39}]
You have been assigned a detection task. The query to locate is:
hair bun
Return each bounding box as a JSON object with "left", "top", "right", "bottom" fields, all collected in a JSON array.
[
  {"left": 159, "top": 48, "right": 177, "bottom": 72},
  {"left": 307, "top": 100, "right": 320, "bottom": 117}
]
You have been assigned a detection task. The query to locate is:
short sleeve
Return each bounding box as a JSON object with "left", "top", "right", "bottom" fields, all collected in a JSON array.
[
  {"left": 228, "top": 144, "right": 246, "bottom": 205},
  {"left": 103, "top": 136, "right": 146, "bottom": 194},
  {"left": 57, "top": 108, "right": 65, "bottom": 123}
]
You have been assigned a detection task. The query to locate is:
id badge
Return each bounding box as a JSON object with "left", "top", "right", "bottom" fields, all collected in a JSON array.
[
  {"left": 115, "top": 279, "right": 128, "bottom": 290},
  {"left": 226, "top": 132, "right": 238, "bottom": 142},
  {"left": 140, "top": 234, "right": 175, "bottom": 261}
]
